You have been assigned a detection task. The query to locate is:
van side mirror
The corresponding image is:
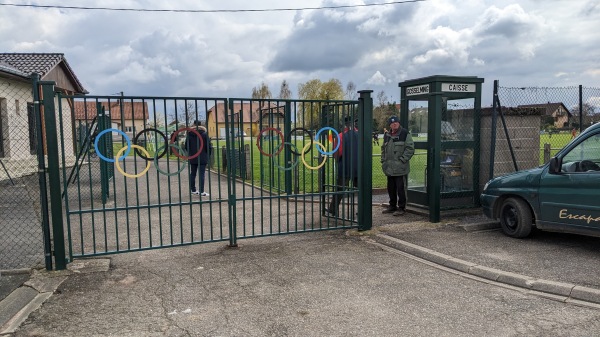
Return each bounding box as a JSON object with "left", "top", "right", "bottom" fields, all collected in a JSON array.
[{"left": 548, "top": 157, "right": 561, "bottom": 174}]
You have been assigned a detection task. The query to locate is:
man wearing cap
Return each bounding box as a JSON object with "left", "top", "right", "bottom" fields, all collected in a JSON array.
[
  {"left": 187, "top": 120, "right": 213, "bottom": 197},
  {"left": 381, "top": 116, "right": 414, "bottom": 216},
  {"left": 326, "top": 116, "right": 359, "bottom": 216}
]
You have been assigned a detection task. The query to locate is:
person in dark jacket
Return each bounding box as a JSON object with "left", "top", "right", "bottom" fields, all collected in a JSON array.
[
  {"left": 381, "top": 115, "right": 414, "bottom": 216},
  {"left": 326, "top": 116, "right": 359, "bottom": 216},
  {"left": 187, "top": 120, "right": 213, "bottom": 197}
]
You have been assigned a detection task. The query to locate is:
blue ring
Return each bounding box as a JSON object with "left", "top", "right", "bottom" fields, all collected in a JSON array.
[
  {"left": 94, "top": 128, "right": 132, "bottom": 162},
  {"left": 314, "top": 127, "right": 340, "bottom": 155}
]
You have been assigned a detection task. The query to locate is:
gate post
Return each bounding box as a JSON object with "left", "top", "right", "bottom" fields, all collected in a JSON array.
[
  {"left": 32, "top": 74, "right": 53, "bottom": 271},
  {"left": 357, "top": 90, "right": 373, "bottom": 231},
  {"left": 40, "top": 80, "right": 67, "bottom": 270}
]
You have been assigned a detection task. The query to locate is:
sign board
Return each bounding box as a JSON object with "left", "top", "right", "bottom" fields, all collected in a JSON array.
[
  {"left": 406, "top": 85, "right": 430, "bottom": 96},
  {"left": 441, "top": 83, "right": 476, "bottom": 93}
]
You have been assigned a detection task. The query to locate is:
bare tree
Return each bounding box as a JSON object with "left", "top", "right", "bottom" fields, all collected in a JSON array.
[
  {"left": 345, "top": 81, "right": 357, "bottom": 100},
  {"left": 372, "top": 90, "right": 398, "bottom": 132},
  {"left": 570, "top": 102, "right": 597, "bottom": 128},
  {"left": 278, "top": 80, "right": 292, "bottom": 99},
  {"left": 168, "top": 101, "right": 202, "bottom": 127}
]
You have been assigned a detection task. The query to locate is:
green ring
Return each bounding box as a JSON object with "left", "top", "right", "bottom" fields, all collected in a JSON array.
[
  {"left": 274, "top": 142, "right": 300, "bottom": 171},
  {"left": 154, "top": 143, "right": 188, "bottom": 176}
]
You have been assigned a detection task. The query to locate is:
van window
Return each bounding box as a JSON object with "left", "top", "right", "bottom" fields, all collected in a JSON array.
[{"left": 562, "top": 133, "right": 600, "bottom": 172}]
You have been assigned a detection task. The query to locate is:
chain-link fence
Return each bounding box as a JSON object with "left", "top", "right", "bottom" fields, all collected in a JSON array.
[
  {"left": 494, "top": 85, "right": 600, "bottom": 175},
  {"left": 0, "top": 78, "right": 45, "bottom": 270}
]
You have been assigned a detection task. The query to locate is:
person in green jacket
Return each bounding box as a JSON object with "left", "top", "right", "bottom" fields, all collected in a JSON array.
[{"left": 381, "top": 116, "right": 414, "bottom": 216}]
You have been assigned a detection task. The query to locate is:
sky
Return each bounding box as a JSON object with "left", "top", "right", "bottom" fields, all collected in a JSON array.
[{"left": 1, "top": 0, "right": 599, "bottom": 107}]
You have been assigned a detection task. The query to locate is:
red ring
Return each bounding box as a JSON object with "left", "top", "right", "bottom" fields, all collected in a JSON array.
[
  {"left": 256, "top": 127, "right": 284, "bottom": 157},
  {"left": 169, "top": 127, "right": 204, "bottom": 160}
]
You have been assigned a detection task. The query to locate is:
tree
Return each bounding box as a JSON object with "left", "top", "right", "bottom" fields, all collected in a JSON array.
[
  {"left": 372, "top": 90, "right": 398, "bottom": 132},
  {"left": 570, "top": 102, "right": 597, "bottom": 128},
  {"left": 297, "top": 78, "right": 345, "bottom": 129},
  {"left": 168, "top": 101, "right": 202, "bottom": 127},
  {"left": 345, "top": 81, "right": 357, "bottom": 100},
  {"left": 278, "top": 80, "right": 292, "bottom": 99},
  {"left": 252, "top": 82, "right": 272, "bottom": 99}
]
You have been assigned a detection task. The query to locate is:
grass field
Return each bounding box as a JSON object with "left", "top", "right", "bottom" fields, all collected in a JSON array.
[
  {"left": 539, "top": 132, "right": 576, "bottom": 164},
  {"left": 104, "top": 133, "right": 570, "bottom": 192}
]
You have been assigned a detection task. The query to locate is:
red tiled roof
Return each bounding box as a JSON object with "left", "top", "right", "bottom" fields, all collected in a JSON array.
[
  {"left": 208, "top": 102, "right": 284, "bottom": 123},
  {"left": 73, "top": 101, "right": 148, "bottom": 121}
]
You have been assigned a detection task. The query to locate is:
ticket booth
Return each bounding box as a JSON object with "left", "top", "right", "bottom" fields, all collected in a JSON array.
[{"left": 399, "top": 75, "right": 484, "bottom": 222}]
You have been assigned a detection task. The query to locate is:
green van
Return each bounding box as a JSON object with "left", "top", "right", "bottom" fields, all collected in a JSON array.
[{"left": 481, "top": 123, "right": 600, "bottom": 238}]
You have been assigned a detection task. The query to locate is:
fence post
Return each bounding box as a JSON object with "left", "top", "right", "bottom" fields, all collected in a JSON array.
[
  {"left": 543, "top": 143, "right": 551, "bottom": 163},
  {"left": 40, "top": 80, "right": 67, "bottom": 270},
  {"left": 489, "top": 80, "right": 499, "bottom": 180},
  {"left": 579, "top": 85, "right": 583, "bottom": 132},
  {"left": 357, "top": 90, "right": 373, "bottom": 231}
]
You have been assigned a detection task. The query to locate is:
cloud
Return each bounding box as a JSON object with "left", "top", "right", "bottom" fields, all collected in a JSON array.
[
  {"left": 472, "top": 4, "right": 548, "bottom": 60},
  {"left": 366, "top": 71, "right": 387, "bottom": 85},
  {"left": 0, "top": 0, "right": 598, "bottom": 104}
]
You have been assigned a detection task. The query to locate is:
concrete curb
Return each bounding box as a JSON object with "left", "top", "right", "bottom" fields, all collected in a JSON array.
[
  {"left": 373, "top": 233, "right": 600, "bottom": 305},
  {"left": 0, "top": 274, "right": 68, "bottom": 335},
  {"left": 0, "top": 259, "right": 107, "bottom": 335}
]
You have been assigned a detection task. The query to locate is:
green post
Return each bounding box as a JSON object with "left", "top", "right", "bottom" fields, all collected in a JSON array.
[
  {"left": 358, "top": 90, "right": 373, "bottom": 231},
  {"left": 41, "top": 81, "right": 67, "bottom": 270},
  {"left": 32, "top": 74, "right": 53, "bottom": 271},
  {"left": 284, "top": 101, "right": 292, "bottom": 194},
  {"left": 97, "top": 104, "right": 110, "bottom": 204},
  {"left": 226, "top": 99, "right": 238, "bottom": 247},
  {"left": 428, "top": 93, "right": 442, "bottom": 223}
]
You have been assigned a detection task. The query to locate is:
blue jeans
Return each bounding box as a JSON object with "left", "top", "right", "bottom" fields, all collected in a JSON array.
[{"left": 189, "top": 163, "right": 208, "bottom": 192}]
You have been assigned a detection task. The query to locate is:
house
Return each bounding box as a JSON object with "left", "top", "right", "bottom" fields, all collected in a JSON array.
[
  {"left": 206, "top": 102, "right": 284, "bottom": 139},
  {"left": 517, "top": 103, "right": 572, "bottom": 128},
  {"left": 73, "top": 100, "right": 149, "bottom": 139},
  {"left": 0, "top": 53, "right": 87, "bottom": 179}
]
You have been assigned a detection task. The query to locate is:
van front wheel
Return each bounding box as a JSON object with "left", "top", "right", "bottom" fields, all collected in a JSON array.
[{"left": 499, "top": 197, "right": 532, "bottom": 238}]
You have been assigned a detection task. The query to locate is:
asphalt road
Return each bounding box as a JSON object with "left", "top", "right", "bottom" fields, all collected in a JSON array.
[{"left": 12, "top": 229, "right": 600, "bottom": 337}]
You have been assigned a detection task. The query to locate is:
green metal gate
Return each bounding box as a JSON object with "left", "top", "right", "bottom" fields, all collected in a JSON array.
[{"left": 38, "top": 81, "right": 373, "bottom": 268}]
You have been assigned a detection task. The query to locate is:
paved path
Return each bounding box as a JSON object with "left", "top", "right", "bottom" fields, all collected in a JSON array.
[{"left": 3, "top": 210, "right": 600, "bottom": 335}]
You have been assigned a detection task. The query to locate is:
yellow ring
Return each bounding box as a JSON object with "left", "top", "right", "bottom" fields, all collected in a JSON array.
[
  {"left": 301, "top": 141, "right": 328, "bottom": 170},
  {"left": 115, "top": 145, "right": 152, "bottom": 178}
]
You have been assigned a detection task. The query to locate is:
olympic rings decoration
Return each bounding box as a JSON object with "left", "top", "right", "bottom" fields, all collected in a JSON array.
[
  {"left": 289, "top": 128, "right": 313, "bottom": 156},
  {"left": 154, "top": 143, "right": 188, "bottom": 176},
  {"left": 115, "top": 145, "right": 152, "bottom": 178},
  {"left": 254, "top": 126, "right": 339, "bottom": 171},
  {"left": 95, "top": 124, "right": 338, "bottom": 178},
  {"left": 256, "top": 127, "right": 284, "bottom": 157},
  {"left": 301, "top": 141, "right": 328, "bottom": 170},
  {"left": 94, "top": 128, "right": 132, "bottom": 162},
  {"left": 314, "top": 127, "right": 340, "bottom": 156},
  {"left": 93, "top": 126, "right": 209, "bottom": 179},
  {"left": 273, "top": 142, "right": 300, "bottom": 171},
  {"left": 134, "top": 128, "right": 168, "bottom": 160},
  {"left": 169, "top": 127, "right": 204, "bottom": 160}
]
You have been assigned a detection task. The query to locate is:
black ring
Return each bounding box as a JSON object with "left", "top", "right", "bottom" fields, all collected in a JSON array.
[
  {"left": 289, "top": 127, "right": 313, "bottom": 156},
  {"left": 133, "top": 128, "right": 168, "bottom": 161}
]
